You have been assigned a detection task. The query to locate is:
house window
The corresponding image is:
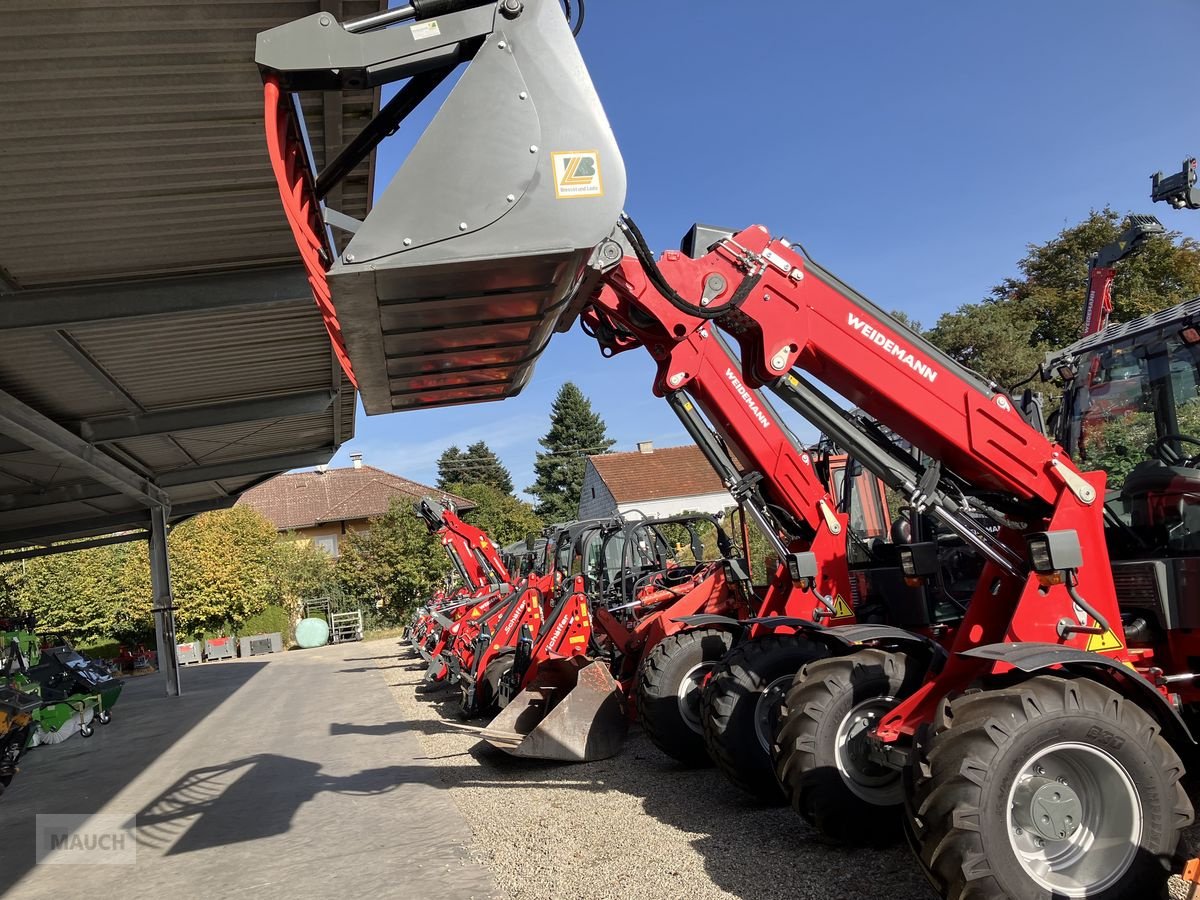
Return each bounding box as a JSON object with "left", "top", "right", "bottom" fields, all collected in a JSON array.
[
  {"left": 313, "top": 534, "right": 339, "bottom": 557},
  {"left": 591, "top": 487, "right": 596, "bottom": 499}
]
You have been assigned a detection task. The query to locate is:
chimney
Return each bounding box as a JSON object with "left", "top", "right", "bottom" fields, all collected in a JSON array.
[
  {"left": 637, "top": 441, "right": 654, "bottom": 455},
  {"left": 350, "top": 452, "right": 363, "bottom": 469}
]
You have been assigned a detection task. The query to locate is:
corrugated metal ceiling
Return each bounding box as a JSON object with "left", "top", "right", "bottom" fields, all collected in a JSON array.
[{"left": 0, "top": 0, "right": 382, "bottom": 551}]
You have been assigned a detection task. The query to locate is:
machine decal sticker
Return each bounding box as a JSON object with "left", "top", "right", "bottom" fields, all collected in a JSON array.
[
  {"left": 847, "top": 312, "right": 939, "bottom": 383},
  {"left": 411, "top": 20, "right": 441, "bottom": 40},
  {"left": 831, "top": 594, "right": 854, "bottom": 618},
  {"left": 1086, "top": 628, "right": 1124, "bottom": 653},
  {"left": 724, "top": 368, "right": 772, "bottom": 429},
  {"left": 552, "top": 151, "right": 604, "bottom": 198}
]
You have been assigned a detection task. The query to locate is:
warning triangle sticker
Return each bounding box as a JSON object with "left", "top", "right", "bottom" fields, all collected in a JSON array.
[
  {"left": 832, "top": 594, "right": 854, "bottom": 618},
  {"left": 1086, "top": 629, "right": 1124, "bottom": 652}
]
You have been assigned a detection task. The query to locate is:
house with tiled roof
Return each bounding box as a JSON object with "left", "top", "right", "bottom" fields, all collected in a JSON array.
[
  {"left": 577, "top": 442, "right": 732, "bottom": 520},
  {"left": 237, "top": 452, "right": 473, "bottom": 557}
]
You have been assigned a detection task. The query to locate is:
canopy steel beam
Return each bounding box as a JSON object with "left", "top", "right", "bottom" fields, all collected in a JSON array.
[
  {"left": 0, "top": 267, "right": 311, "bottom": 331},
  {"left": 0, "top": 530, "right": 149, "bottom": 562},
  {"left": 150, "top": 505, "right": 182, "bottom": 697},
  {"left": 0, "top": 497, "right": 232, "bottom": 550},
  {"left": 0, "top": 388, "right": 170, "bottom": 508},
  {"left": 79, "top": 389, "right": 338, "bottom": 443},
  {"left": 156, "top": 448, "right": 336, "bottom": 486}
]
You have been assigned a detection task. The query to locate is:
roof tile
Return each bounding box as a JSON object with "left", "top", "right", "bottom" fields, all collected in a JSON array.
[
  {"left": 236, "top": 465, "right": 473, "bottom": 530},
  {"left": 588, "top": 445, "right": 729, "bottom": 504}
]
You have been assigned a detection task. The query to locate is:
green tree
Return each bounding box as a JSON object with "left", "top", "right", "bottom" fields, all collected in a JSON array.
[
  {"left": 448, "top": 482, "right": 543, "bottom": 549},
  {"left": 335, "top": 498, "right": 450, "bottom": 622},
  {"left": 926, "top": 208, "right": 1200, "bottom": 389},
  {"left": 273, "top": 537, "right": 337, "bottom": 611},
  {"left": 167, "top": 507, "right": 281, "bottom": 634},
  {"left": 437, "top": 440, "right": 514, "bottom": 494},
  {"left": 527, "top": 382, "right": 616, "bottom": 522}
]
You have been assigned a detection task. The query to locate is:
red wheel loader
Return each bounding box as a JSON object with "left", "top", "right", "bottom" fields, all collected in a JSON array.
[{"left": 255, "top": 5, "right": 1200, "bottom": 894}]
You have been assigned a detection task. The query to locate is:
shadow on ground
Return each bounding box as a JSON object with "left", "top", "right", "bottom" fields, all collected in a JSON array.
[
  {"left": 0, "top": 661, "right": 268, "bottom": 888},
  {"left": 135, "top": 753, "right": 414, "bottom": 855}
]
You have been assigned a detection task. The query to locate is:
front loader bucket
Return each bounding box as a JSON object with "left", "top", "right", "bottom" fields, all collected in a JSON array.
[
  {"left": 480, "top": 660, "right": 626, "bottom": 762},
  {"left": 257, "top": 0, "right": 627, "bottom": 416}
]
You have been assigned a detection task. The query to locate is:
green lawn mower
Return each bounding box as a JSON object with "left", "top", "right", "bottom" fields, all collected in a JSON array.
[{"left": 3, "top": 632, "right": 123, "bottom": 745}]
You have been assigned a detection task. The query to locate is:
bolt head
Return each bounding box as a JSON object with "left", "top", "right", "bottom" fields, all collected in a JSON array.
[
  {"left": 519, "top": 91, "right": 528, "bottom": 100},
  {"left": 345, "top": 253, "right": 355, "bottom": 263},
  {"left": 498, "top": 40, "right": 507, "bottom": 49},
  {"left": 506, "top": 194, "right": 516, "bottom": 203},
  {"left": 402, "top": 237, "right": 413, "bottom": 246},
  {"left": 319, "top": 14, "right": 331, "bottom": 25},
  {"left": 669, "top": 373, "right": 684, "bottom": 387},
  {"left": 790, "top": 268, "right": 804, "bottom": 281},
  {"left": 459, "top": 222, "right": 469, "bottom": 231},
  {"left": 530, "top": 145, "right": 538, "bottom": 154}
]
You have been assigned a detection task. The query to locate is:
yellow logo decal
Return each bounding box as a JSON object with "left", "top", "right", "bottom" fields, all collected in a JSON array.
[
  {"left": 832, "top": 594, "right": 854, "bottom": 618},
  {"left": 569, "top": 635, "right": 588, "bottom": 644},
  {"left": 551, "top": 150, "right": 604, "bottom": 199},
  {"left": 1086, "top": 629, "right": 1124, "bottom": 653}
]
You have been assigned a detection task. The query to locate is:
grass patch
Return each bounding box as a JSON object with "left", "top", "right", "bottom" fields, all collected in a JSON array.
[{"left": 363, "top": 626, "right": 407, "bottom": 642}]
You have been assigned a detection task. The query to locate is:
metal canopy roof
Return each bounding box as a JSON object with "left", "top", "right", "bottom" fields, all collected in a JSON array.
[{"left": 0, "top": 0, "right": 383, "bottom": 552}]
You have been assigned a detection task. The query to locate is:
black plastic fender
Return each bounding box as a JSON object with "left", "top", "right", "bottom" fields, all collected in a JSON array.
[
  {"left": 806, "top": 628, "right": 945, "bottom": 672},
  {"left": 670, "top": 614, "right": 823, "bottom": 631},
  {"left": 961, "top": 642, "right": 1197, "bottom": 751},
  {"left": 670, "top": 614, "right": 745, "bottom": 630}
]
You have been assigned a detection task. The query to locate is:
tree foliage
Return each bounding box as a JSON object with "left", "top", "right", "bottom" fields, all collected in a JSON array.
[
  {"left": 527, "top": 382, "right": 616, "bottom": 522},
  {"left": 447, "top": 481, "right": 543, "bottom": 549},
  {"left": 437, "top": 441, "right": 514, "bottom": 494},
  {"left": 168, "top": 506, "right": 280, "bottom": 633},
  {"left": 0, "top": 507, "right": 335, "bottom": 644},
  {"left": 335, "top": 498, "right": 450, "bottom": 622},
  {"left": 926, "top": 208, "right": 1200, "bottom": 388}
]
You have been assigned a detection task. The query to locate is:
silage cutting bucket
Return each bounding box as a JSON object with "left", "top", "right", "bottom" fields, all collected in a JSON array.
[{"left": 480, "top": 659, "right": 626, "bottom": 762}]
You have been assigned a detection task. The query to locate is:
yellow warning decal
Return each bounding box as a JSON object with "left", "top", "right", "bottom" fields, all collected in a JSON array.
[
  {"left": 1086, "top": 629, "right": 1124, "bottom": 652},
  {"left": 683, "top": 401, "right": 694, "bottom": 411},
  {"left": 569, "top": 635, "right": 588, "bottom": 644},
  {"left": 832, "top": 594, "right": 854, "bottom": 618},
  {"left": 552, "top": 151, "right": 604, "bottom": 199}
]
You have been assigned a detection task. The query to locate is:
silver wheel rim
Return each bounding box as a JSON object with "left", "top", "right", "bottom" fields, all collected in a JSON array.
[
  {"left": 1005, "top": 741, "right": 1142, "bottom": 897},
  {"left": 833, "top": 695, "right": 904, "bottom": 805},
  {"left": 753, "top": 674, "right": 794, "bottom": 753},
  {"left": 676, "top": 662, "right": 713, "bottom": 734}
]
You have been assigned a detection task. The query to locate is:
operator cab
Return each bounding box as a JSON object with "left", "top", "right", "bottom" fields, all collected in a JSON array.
[
  {"left": 1051, "top": 297, "right": 1200, "bottom": 645},
  {"left": 1057, "top": 301, "right": 1200, "bottom": 559}
]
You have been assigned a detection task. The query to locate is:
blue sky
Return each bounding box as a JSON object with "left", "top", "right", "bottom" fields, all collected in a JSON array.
[{"left": 326, "top": 0, "right": 1200, "bottom": 499}]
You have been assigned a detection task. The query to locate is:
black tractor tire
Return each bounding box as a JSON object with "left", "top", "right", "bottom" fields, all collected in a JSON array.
[
  {"left": 459, "top": 651, "right": 515, "bottom": 720},
  {"left": 773, "top": 648, "right": 917, "bottom": 845},
  {"left": 637, "top": 628, "right": 734, "bottom": 766},
  {"left": 701, "top": 633, "right": 828, "bottom": 802},
  {"left": 910, "top": 674, "right": 1192, "bottom": 900}
]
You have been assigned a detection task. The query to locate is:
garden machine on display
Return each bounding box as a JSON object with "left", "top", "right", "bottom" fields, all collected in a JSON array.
[{"left": 3, "top": 631, "right": 122, "bottom": 745}]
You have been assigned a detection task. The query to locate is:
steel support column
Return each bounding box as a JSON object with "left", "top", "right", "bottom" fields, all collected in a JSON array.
[{"left": 150, "top": 506, "right": 181, "bottom": 698}]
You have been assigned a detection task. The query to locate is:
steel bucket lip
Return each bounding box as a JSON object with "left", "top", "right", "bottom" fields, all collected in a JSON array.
[{"left": 480, "top": 660, "right": 627, "bottom": 762}]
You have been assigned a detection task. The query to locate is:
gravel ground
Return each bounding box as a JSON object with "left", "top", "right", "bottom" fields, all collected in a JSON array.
[{"left": 376, "top": 641, "right": 935, "bottom": 900}]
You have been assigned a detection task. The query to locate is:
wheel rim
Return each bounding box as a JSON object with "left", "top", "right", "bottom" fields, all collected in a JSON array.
[
  {"left": 833, "top": 695, "right": 904, "bottom": 806},
  {"left": 1005, "top": 741, "right": 1142, "bottom": 897},
  {"left": 753, "top": 674, "right": 794, "bottom": 753},
  {"left": 676, "top": 662, "right": 714, "bottom": 734}
]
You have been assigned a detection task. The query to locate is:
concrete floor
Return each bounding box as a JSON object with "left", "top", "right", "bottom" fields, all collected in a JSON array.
[{"left": 0, "top": 640, "right": 497, "bottom": 899}]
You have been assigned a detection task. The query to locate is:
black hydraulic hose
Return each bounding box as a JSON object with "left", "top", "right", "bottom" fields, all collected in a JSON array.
[{"left": 618, "top": 214, "right": 759, "bottom": 320}]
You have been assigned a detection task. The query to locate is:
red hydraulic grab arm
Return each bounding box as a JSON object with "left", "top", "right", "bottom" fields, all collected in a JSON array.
[
  {"left": 603, "top": 224, "right": 1121, "bottom": 742},
  {"left": 584, "top": 277, "right": 853, "bottom": 622},
  {"left": 419, "top": 499, "right": 511, "bottom": 590}
]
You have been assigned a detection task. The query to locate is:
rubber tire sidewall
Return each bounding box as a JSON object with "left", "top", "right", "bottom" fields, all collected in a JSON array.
[
  {"left": 774, "top": 648, "right": 913, "bottom": 845},
  {"left": 912, "top": 675, "right": 1191, "bottom": 900},
  {"left": 637, "top": 628, "right": 734, "bottom": 766},
  {"left": 701, "top": 633, "right": 828, "bottom": 802}
]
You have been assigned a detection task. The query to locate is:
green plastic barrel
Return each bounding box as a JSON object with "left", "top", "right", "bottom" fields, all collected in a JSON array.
[{"left": 295, "top": 617, "right": 330, "bottom": 649}]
